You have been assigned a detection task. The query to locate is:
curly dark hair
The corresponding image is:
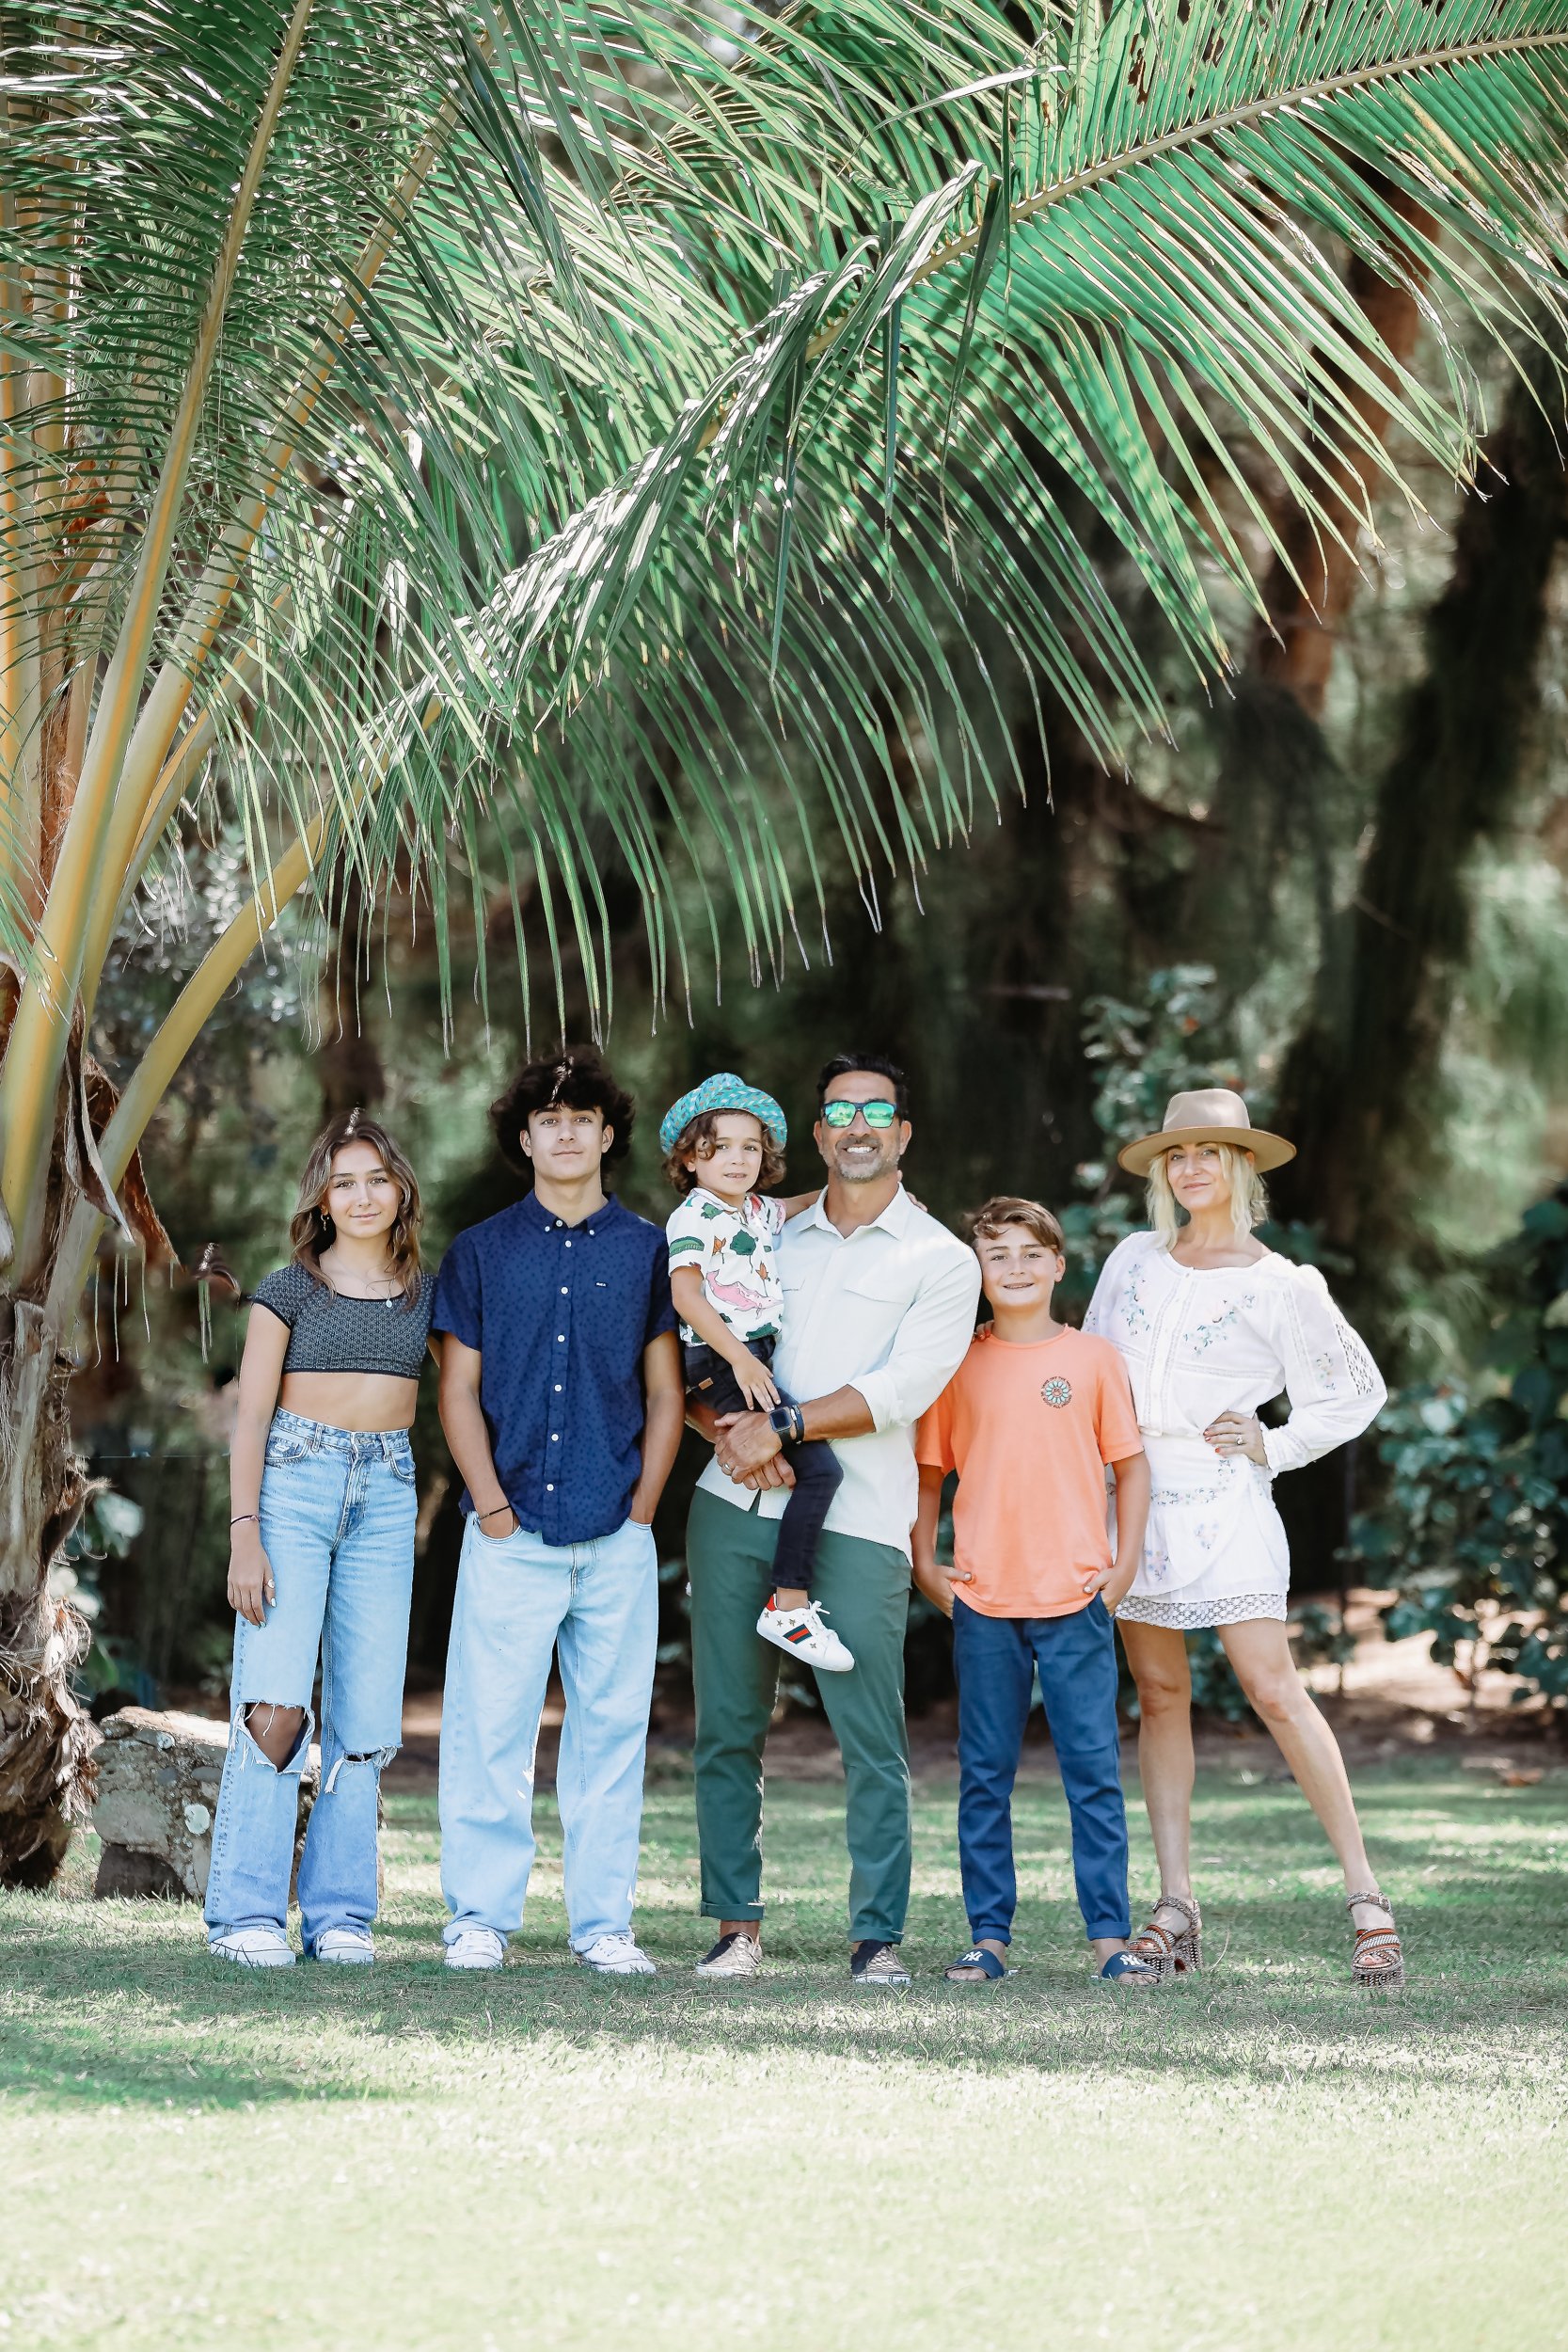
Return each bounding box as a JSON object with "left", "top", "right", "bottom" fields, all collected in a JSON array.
[
  {"left": 489, "top": 1044, "right": 636, "bottom": 1180},
  {"left": 663, "top": 1109, "right": 787, "bottom": 1199}
]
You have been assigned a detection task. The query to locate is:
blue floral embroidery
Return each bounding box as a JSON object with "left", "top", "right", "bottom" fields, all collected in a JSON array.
[
  {"left": 1040, "top": 1376, "right": 1072, "bottom": 1408},
  {"left": 1118, "top": 1265, "right": 1150, "bottom": 1336},
  {"left": 1186, "top": 1303, "right": 1240, "bottom": 1353}
]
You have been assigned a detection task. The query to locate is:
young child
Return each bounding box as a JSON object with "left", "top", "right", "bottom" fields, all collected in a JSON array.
[
  {"left": 659, "top": 1073, "right": 851, "bottom": 1672},
  {"left": 912, "top": 1196, "right": 1158, "bottom": 1986}
]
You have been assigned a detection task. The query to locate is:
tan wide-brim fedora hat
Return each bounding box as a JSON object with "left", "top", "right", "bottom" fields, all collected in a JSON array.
[{"left": 1117, "top": 1088, "right": 1296, "bottom": 1179}]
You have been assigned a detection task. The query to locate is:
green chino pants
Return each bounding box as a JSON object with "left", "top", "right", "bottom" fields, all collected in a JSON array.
[{"left": 686, "top": 1485, "right": 913, "bottom": 1945}]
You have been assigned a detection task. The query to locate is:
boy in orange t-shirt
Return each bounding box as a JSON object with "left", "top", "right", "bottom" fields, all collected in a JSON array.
[{"left": 913, "top": 1197, "right": 1155, "bottom": 1986}]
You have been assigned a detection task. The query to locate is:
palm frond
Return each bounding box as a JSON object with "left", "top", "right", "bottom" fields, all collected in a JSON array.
[{"left": 11, "top": 2, "right": 1568, "bottom": 1243}]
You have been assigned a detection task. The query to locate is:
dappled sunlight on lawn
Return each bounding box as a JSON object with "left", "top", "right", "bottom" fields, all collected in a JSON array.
[{"left": 3, "top": 1765, "right": 1565, "bottom": 2348}]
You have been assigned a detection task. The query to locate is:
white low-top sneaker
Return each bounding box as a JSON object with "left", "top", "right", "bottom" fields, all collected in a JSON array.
[
  {"left": 694, "top": 1931, "right": 761, "bottom": 1979},
  {"left": 210, "top": 1925, "right": 295, "bottom": 1968},
  {"left": 445, "top": 1927, "right": 506, "bottom": 1972},
  {"left": 575, "top": 1931, "right": 657, "bottom": 1976},
  {"left": 755, "top": 1597, "right": 855, "bottom": 1673},
  {"left": 313, "top": 1927, "right": 374, "bottom": 1965}
]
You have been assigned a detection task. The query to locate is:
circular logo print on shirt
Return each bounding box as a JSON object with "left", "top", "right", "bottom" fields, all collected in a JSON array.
[{"left": 1040, "top": 1375, "right": 1072, "bottom": 1408}]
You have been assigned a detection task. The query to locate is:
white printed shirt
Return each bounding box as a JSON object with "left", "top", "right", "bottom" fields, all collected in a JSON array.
[{"left": 666, "top": 1187, "right": 786, "bottom": 1344}]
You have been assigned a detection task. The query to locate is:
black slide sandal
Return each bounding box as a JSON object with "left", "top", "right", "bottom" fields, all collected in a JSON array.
[{"left": 944, "top": 1945, "right": 1009, "bottom": 1982}]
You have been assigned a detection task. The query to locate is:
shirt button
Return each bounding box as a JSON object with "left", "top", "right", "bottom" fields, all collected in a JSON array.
[
  {"left": 557, "top": 1334, "right": 565, "bottom": 1343},
  {"left": 564, "top": 1240, "right": 572, "bottom": 1248},
  {"left": 561, "top": 1286, "right": 568, "bottom": 1295},
  {"left": 546, "top": 1483, "right": 554, "bottom": 1492},
  {"left": 554, "top": 1383, "right": 562, "bottom": 1392},
  {"left": 550, "top": 1434, "right": 560, "bottom": 1442}
]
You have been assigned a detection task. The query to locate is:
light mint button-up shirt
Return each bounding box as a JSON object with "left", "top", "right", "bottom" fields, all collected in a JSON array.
[{"left": 696, "top": 1184, "right": 982, "bottom": 1556}]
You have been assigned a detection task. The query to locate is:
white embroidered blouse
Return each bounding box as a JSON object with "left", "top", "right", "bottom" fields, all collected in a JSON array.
[{"left": 1082, "top": 1231, "right": 1386, "bottom": 1474}]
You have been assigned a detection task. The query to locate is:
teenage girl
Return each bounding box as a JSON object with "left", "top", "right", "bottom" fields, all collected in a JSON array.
[{"left": 204, "top": 1110, "right": 433, "bottom": 1966}]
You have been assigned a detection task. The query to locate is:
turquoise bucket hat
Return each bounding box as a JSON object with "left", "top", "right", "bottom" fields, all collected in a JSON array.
[{"left": 658, "top": 1073, "right": 788, "bottom": 1156}]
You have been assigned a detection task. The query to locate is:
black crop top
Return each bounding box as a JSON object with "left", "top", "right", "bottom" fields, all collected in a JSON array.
[{"left": 251, "top": 1262, "right": 434, "bottom": 1378}]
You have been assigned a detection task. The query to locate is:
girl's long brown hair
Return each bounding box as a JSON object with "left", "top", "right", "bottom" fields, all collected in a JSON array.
[{"left": 289, "top": 1108, "right": 424, "bottom": 1303}]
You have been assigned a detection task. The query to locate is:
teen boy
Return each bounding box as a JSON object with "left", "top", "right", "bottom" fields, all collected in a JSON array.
[
  {"left": 913, "top": 1197, "right": 1158, "bottom": 1985},
  {"left": 433, "top": 1047, "right": 684, "bottom": 1974}
]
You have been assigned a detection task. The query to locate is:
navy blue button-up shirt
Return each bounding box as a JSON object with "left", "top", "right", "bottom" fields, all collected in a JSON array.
[{"left": 431, "top": 1192, "right": 676, "bottom": 1546}]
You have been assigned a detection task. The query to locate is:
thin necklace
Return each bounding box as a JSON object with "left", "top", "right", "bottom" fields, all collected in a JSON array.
[{"left": 322, "top": 1253, "right": 403, "bottom": 1306}]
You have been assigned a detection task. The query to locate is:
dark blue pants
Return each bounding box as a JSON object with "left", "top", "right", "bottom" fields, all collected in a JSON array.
[
  {"left": 684, "top": 1339, "right": 842, "bottom": 1593},
  {"left": 952, "top": 1593, "right": 1131, "bottom": 1944}
]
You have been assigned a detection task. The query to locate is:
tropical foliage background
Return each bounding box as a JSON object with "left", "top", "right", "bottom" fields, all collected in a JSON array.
[{"left": 7, "top": 0, "right": 1568, "bottom": 1877}]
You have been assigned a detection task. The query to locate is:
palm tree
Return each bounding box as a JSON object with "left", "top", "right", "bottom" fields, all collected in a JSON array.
[{"left": 5, "top": 0, "right": 1568, "bottom": 1877}]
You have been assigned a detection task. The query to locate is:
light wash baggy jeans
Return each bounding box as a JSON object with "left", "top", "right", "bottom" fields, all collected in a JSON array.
[
  {"left": 439, "top": 1512, "right": 658, "bottom": 1950},
  {"left": 204, "top": 1410, "right": 417, "bottom": 1951}
]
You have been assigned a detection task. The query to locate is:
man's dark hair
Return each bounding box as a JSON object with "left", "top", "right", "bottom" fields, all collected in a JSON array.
[
  {"left": 489, "top": 1044, "right": 636, "bottom": 1179},
  {"left": 816, "top": 1052, "right": 910, "bottom": 1118}
]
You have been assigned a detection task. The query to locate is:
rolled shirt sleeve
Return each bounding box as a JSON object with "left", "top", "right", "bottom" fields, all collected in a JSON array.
[
  {"left": 847, "top": 1249, "right": 982, "bottom": 1434},
  {"left": 430, "top": 1230, "right": 481, "bottom": 1349},
  {"left": 1261, "top": 1264, "right": 1388, "bottom": 1476}
]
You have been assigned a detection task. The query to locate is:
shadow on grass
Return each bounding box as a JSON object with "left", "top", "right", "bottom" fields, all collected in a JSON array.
[
  {"left": 4, "top": 1765, "right": 1563, "bottom": 2112},
  {"left": 4, "top": 1905, "right": 1563, "bottom": 2118}
]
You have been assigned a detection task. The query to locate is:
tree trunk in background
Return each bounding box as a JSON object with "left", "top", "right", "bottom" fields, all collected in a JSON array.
[
  {"left": 1251, "top": 191, "right": 1435, "bottom": 720},
  {"left": 1274, "top": 346, "right": 1568, "bottom": 1314},
  {"left": 317, "top": 873, "right": 386, "bottom": 1119}
]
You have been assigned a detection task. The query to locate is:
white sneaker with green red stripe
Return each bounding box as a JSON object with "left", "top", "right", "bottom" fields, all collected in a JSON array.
[{"left": 755, "top": 1597, "right": 854, "bottom": 1673}]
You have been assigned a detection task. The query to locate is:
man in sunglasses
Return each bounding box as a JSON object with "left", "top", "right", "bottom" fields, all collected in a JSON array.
[{"left": 686, "top": 1053, "right": 981, "bottom": 1986}]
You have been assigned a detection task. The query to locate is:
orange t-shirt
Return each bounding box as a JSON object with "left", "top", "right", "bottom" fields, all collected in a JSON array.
[{"left": 915, "top": 1325, "right": 1143, "bottom": 1619}]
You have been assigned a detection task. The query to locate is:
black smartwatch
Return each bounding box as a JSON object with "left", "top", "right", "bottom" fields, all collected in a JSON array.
[{"left": 768, "top": 1403, "right": 803, "bottom": 1443}]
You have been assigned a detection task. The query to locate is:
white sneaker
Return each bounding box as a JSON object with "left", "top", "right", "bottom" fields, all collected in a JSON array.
[
  {"left": 210, "top": 1925, "right": 295, "bottom": 1969},
  {"left": 575, "top": 1931, "right": 657, "bottom": 1976},
  {"left": 313, "top": 1927, "right": 374, "bottom": 1965},
  {"left": 694, "top": 1931, "right": 761, "bottom": 1979},
  {"left": 756, "top": 1597, "right": 855, "bottom": 1673},
  {"left": 445, "top": 1927, "right": 506, "bottom": 1972}
]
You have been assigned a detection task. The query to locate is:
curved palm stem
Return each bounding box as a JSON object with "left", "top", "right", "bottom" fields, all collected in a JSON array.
[{"left": 0, "top": 0, "right": 320, "bottom": 1269}]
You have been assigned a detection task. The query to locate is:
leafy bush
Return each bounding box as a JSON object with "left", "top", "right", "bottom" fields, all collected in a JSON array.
[{"left": 1344, "top": 1187, "right": 1568, "bottom": 1713}]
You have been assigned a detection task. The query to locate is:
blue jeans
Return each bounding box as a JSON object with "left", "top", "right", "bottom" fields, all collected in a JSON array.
[
  {"left": 952, "top": 1593, "right": 1131, "bottom": 1944},
  {"left": 439, "top": 1512, "right": 658, "bottom": 1948},
  {"left": 204, "top": 1411, "right": 417, "bottom": 1950}
]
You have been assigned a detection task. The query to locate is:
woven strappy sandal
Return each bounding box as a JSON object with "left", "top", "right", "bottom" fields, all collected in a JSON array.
[
  {"left": 1131, "top": 1893, "right": 1202, "bottom": 1981},
  {"left": 1347, "top": 1891, "right": 1404, "bottom": 1992}
]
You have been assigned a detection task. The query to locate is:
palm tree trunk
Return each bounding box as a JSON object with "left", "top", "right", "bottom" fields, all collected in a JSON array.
[{"left": 0, "top": 1264, "right": 97, "bottom": 1885}]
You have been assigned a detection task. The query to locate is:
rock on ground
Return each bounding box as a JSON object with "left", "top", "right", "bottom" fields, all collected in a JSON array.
[{"left": 90, "top": 1706, "right": 319, "bottom": 1901}]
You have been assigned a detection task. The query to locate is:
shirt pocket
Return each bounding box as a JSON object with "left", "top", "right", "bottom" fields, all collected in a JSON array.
[
  {"left": 842, "top": 1264, "right": 917, "bottom": 1315},
  {"left": 585, "top": 1273, "right": 649, "bottom": 1358}
]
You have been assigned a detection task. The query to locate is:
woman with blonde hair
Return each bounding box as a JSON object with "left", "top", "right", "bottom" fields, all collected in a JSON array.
[
  {"left": 204, "top": 1108, "right": 434, "bottom": 1967},
  {"left": 1084, "top": 1089, "right": 1403, "bottom": 1990}
]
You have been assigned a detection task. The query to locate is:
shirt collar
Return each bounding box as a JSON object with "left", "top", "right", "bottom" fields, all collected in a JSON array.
[
  {"left": 518, "top": 1188, "right": 620, "bottom": 1236},
  {"left": 801, "top": 1183, "right": 912, "bottom": 1239}
]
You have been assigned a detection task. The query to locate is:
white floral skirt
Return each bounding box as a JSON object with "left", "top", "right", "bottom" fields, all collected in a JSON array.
[{"left": 1119, "top": 1436, "right": 1291, "bottom": 1629}]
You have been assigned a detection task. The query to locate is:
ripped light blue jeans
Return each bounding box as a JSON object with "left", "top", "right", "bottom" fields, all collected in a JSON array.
[{"left": 204, "top": 1410, "right": 417, "bottom": 1952}]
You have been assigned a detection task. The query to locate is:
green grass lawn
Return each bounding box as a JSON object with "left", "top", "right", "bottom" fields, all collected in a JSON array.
[{"left": 3, "top": 1753, "right": 1565, "bottom": 2350}]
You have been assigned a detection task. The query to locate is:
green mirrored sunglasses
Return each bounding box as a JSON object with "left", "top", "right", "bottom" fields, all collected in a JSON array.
[{"left": 819, "top": 1097, "right": 901, "bottom": 1130}]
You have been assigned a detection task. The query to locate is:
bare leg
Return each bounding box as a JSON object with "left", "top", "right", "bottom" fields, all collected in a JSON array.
[
  {"left": 719, "top": 1919, "right": 759, "bottom": 1945},
  {"left": 1118, "top": 1622, "right": 1196, "bottom": 1922},
  {"left": 245, "top": 1702, "right": 307, "bottom": 1770},
  {"left": 1218, "top": 1619, "right": 1385, "bottom": 1929}
]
